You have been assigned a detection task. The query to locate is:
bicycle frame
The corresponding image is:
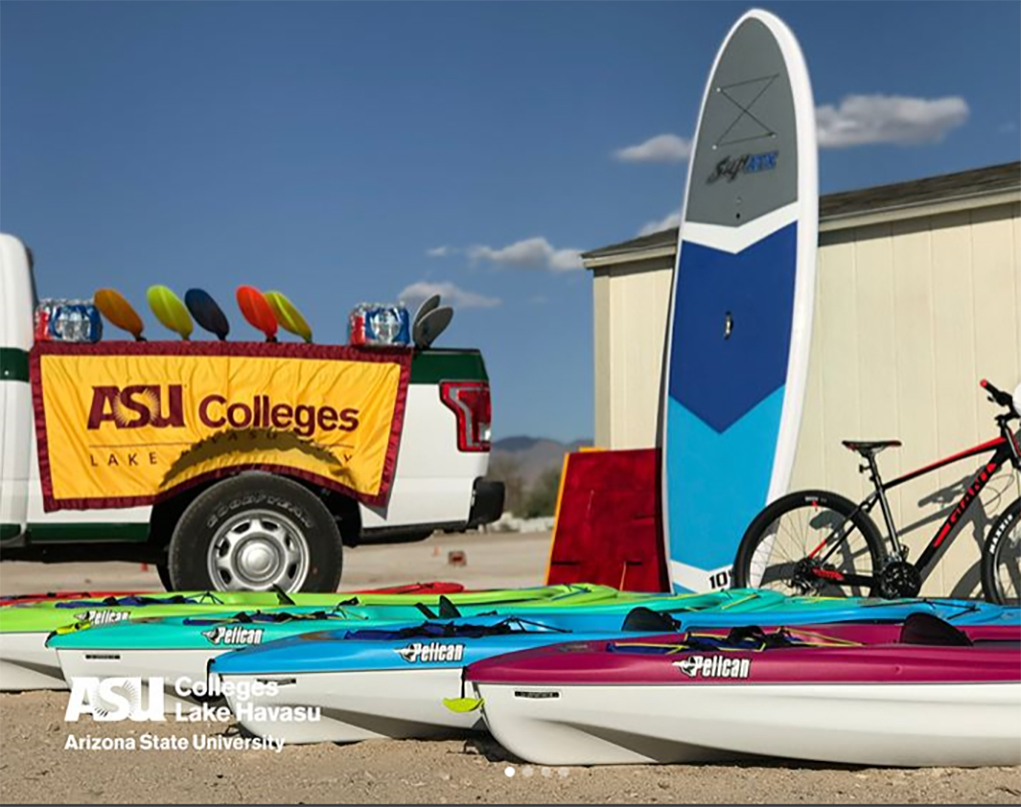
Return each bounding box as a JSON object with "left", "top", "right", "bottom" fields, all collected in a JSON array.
[{"left": 814, "top": 420, "right": 1021, "bottom": 588}]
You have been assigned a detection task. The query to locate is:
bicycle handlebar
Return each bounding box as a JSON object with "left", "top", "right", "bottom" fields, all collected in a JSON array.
[{"left": 981, "top": 379, "right": 1018, "bottom": 414}]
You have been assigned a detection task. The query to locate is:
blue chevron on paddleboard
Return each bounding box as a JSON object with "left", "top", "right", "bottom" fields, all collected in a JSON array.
[
  {"left": 667, "top": 223, "right": 797, "bottom": 433},
  {"left": 667, "top": 389, "right": 785, "bottom": 584}
]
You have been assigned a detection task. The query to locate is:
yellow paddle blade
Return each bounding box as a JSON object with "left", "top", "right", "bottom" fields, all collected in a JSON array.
[
  {"left": 147, "top": 285, "right": 193, "bottom": 340},
  {"left": 442, "top": 697, "right": 483, "bottom": 713},
  {"left": 53, "top": 620, "right": 92, "bottom": 636},
  {"left": 265, "top": 290, "right": 313, "bottom": 343},
  {"left": 94, "top": 288, "right": 144, "bottom": 340}
]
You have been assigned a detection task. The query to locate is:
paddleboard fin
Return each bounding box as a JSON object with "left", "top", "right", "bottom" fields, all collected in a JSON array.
[{"left": 899, "top": 613, "right": 973, "bottom": 647}]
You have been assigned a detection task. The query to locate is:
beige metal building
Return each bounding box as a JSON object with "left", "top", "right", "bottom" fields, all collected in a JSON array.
[{"left": 583, "top": 162, "right": 1021, "bottom": 596}]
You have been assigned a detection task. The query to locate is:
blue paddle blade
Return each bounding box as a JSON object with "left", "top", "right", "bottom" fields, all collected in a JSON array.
[{"left": 185, "top": 288, "right": 230, "bottom": 341}]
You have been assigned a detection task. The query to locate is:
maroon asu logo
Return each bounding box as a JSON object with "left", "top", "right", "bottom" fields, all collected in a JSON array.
[{"left": 87, "top": 385, "right": 185, "bottom": 430}]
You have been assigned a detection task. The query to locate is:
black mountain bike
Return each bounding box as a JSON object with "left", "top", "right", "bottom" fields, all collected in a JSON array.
[{"left": 732, "top": 380, "right": 1021, "bottom": 604}]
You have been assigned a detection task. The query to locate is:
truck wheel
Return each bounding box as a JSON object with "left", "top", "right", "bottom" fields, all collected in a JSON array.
[{"left": 168, "top": 474, "right": 343, "bottom": 592}]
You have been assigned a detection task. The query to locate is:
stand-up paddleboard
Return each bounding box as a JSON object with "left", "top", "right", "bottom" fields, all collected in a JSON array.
[{"left": 661, "top": 10, "right": 818, "bottom": 593}]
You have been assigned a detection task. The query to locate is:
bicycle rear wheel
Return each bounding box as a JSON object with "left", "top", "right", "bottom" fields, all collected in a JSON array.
[
  {"left": 981, "top": 498, "right": 1021, "bottom": 605},
  {"left": 732, "top": 490, "right": 883, "bottom": 597}
]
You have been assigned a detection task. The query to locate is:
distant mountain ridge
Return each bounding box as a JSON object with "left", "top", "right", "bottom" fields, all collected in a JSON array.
[{"left": 490, "top": 436, "right": 593, "bottom": 488}]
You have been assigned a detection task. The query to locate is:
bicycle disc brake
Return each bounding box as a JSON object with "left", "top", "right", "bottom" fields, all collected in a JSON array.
[
  {"left": 790, "top": 558, "right": 830, "bottom": 595},
  {"left": 878, "top": 561, "right": 921, "bottom": 599}
]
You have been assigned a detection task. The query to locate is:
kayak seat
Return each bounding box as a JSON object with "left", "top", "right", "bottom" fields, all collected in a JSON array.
[
  {"left": 842, "top": 439, "right": 902, "bottom": 457},
  {"left": 899, "top": 612, "right": 972, "bottom": 647}
]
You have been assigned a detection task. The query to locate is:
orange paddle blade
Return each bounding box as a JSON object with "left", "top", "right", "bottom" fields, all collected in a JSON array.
[
  {"left": 265, "top": 290, "right": 312, "bottom": 343},
  {"left": 146, "top": 285, "right": 193, "bottom": 340},
  {"left": 94, "top": 288, "right": 145, "bottom": 340},
  {"left": 236, "top": 286, "right": 278, "bottom": 341}
]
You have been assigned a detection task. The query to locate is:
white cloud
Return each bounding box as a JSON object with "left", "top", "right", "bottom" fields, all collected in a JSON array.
[
  {"left": 615, "top": 133, "right": 693, "bottom": 163},
  {"left": 398, "top": 280, "right": 501, "bottom": 310},
  {"left": 617, "top": 94, "right": 969, "bottom": 166},
  {"left": 468, "top": 236, "right": 583, "bottom": 272},
  {"left": 426, "top": 246, "right": 451, "bottom": 257},
  {"left": 815, "top": 94, "right": 969, "bottom": 148},
  {"left": 638, "top": 209, "right": 681, "bottom": 236}
]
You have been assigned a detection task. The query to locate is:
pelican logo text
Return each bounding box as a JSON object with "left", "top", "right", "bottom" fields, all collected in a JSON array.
[
  {"left": 707, "top": 151, "right": 778, "bottom": 183},
  {"left": 74, "top": 610, "right": 130, "bottom": 625},
  {"left": 201, "top": 626, "right": 265, "bottom": 646},
  {"left": 87, "top": 386, "right": 185, "bottom": 430},
  {"left": 396, "top": 642, "right": 465, "bottom": 664},
  {"left": 674, "top": 656, "right": 751, "bottom": 679}
]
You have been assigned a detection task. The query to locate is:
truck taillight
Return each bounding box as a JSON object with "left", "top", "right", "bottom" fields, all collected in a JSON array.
[{"left": 440, "top": 381, "right": 492, "bottom": 452}]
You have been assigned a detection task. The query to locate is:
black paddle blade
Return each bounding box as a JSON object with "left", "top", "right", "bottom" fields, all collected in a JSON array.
[
  {"left": 185, "top": 288, "right": 230, "bottom": 341},
  {"left": 899, "top": 612, "right": 973, "bottom": 647}
]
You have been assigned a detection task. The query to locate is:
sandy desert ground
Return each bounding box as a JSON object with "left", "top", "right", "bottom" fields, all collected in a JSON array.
[{"left": 2, "top": 530, "right": 1020, "bottom": 805}]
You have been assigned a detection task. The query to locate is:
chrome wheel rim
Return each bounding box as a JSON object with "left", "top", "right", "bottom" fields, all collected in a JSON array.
[{"left": 207, "top": 510, "right": 309, "bottom": 591}]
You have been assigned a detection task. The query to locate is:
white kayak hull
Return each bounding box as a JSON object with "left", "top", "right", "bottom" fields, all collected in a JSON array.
[
  {"left": 475, "top": 682, "right": 1021, "bottom": 767},
  {"left": 219, "top": 668, "right": 481, "bottom": 745},
  {"left": 0, "top": 633, "right": 67, "bottom": 691},
  {"left": 55, "top": 647, "right": 225, "bottom": 711}
]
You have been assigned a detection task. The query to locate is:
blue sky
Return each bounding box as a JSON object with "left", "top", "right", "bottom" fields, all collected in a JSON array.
[{"left": 2, "top": 2, "right": 1018, "bottom": 441}]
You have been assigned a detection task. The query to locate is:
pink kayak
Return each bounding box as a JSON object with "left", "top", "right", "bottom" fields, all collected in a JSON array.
[{"left": 466, "top": 617, "right": 1021, "bottom": 767}]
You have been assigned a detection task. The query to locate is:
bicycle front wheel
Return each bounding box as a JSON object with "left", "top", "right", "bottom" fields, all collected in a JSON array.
[
  {"left": 732, "top": 490, "right": 883, "bottom": 597},
  {"left": 982, "top": 497, "right": 1021, "bottom": 605}
]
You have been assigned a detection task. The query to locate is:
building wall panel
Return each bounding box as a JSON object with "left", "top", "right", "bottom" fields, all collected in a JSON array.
[{"left": 594, "top": 199, "right": 1020, "bottom": 596}]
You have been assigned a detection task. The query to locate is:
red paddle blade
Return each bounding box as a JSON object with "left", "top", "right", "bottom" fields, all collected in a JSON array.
[{"left": 235, "top": 286, "right": 278, "bottom": 341}]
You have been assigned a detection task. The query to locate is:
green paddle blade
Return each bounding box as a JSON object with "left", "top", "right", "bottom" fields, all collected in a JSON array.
[
  {"left": 265, "top": 290, "right": 313, "bottom": 343},
  {"left": 443, "top": 697, "right": 484, "bottom": 714},
  {"left": 147, "top": 285, "right": 193, "bottom": 340}
]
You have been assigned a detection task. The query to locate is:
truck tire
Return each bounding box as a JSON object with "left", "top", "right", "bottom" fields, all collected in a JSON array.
[{"left": 168, "top": 474, "right": 343, "bottom": 592}]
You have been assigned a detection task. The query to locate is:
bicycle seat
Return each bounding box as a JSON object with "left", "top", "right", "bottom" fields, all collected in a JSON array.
[{"left": 841, "top": 439, "right": 902, "bottom": 457}]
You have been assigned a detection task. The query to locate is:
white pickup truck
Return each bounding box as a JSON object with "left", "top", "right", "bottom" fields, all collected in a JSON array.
[{"left": 0, "top": 234, "right": 504, "bottom": 591}]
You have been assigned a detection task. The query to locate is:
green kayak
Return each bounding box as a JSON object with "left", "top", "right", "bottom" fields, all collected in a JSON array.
[{"left": 0, "top": 583, "right": 618, "bottom": 691}]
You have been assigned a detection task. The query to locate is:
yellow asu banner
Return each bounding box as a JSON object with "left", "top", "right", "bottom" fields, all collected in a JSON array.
[{"left": 30, "top": 342, "right": 411, "bottom": 511}]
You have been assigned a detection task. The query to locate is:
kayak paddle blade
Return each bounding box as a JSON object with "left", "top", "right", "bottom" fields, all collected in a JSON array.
[
  {"left": 412, "top": 293, "right": 441, "bottom": 329},
  {"left": 264, "top": 290, "right": 313, "bottom": 343},
  {"left": 443, "top": 697, "right": 483, "bottom": 714},
  {"left": 146, "top": 285, "right": 193, "bottom": 340},
  {"left": 185, "top": 288, "right": 230, "bottom": 341},
  {"left": 413, "top": 305, "right": 454, "bottom": 349},
  {"left": 236, "top": 286, "right": 278, "bottom": 342},
  {"left": 94, "top": 288, "right": 145, "bottom": 341}
]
